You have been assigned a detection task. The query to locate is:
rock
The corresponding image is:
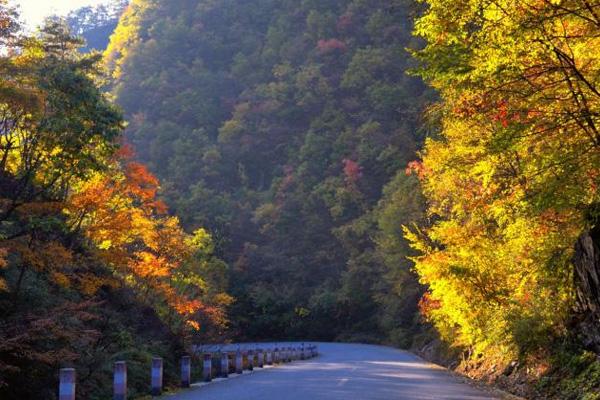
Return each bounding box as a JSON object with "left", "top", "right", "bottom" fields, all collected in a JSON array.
[
  {"left": 572, "top": 230, "right": 600, "bottom": 352},
  {"left": 503, "top": 361, "right": 518, "bottom": 376}
]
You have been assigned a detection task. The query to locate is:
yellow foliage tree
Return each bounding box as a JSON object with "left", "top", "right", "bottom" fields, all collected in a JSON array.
[{"left": 408, "top": 0, "right": 600, "bottom": 357}]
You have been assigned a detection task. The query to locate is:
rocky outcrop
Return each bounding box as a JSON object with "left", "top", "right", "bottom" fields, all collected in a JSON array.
[{"left": 572, "top": 230, "right": 600, "bottom": 352}]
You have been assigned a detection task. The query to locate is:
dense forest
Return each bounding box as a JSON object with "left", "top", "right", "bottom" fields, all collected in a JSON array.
[
  {"left": 0, "top": 0, "right": 599, "bottom": 398},
  {"left": 106, "top": 0, "right": 431, "bottom": 345}
]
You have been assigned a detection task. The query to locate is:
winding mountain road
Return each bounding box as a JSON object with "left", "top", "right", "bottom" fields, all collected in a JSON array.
[{"left": 163, "top": 343, "right": 498, "bottom": 400}]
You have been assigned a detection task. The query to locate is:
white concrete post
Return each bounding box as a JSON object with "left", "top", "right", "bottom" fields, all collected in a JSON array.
[
  {"left": 257, "top": 349, "right": 264, "bottom": 367},
  {"left": 151, "top": 357, "right": 163, "bottom": 396},
  {"left": 247, "top": 350, "right": 254, "bottom": 371},
  {"left": 256, "top": 349, "right": 265, "bottom": 368},
  {"left": 59, "top": 368, "right": 76, "bottom": 400},
  {"left": 220, "top": 352, "right": 229, "bottom": 378},
  {"left": 181, "top": 356, "right": 191, "bottom": 388},
  {"left": 266, "top": 349, "right": 273, "bottom": 365},
  {"left": 203, "top": 353, "right": 212, "bottom": 382},
  {"left": 235, "top": 350, "right": 243, "bottom": 374},
  {"left": 113, "top": 361, "right": 127, "bottom": 400}
]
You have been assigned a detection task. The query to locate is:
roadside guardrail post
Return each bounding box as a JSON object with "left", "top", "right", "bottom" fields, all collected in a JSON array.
[
  {"left": 59, "top": 368, "right": 76, "bottom": 400},
  {"left": 181, "top": 356, "right": 191, "bottom": 388},
  {"left": 151, "top": 357, "right": 163, "bottom": 396},
  {"left": 228, "top": 352, "right": 235, "bottom": 374},
  {"left": 113, "top": 361, "right": 127, "bottom": 400},
  {"left": 257, "top": 349, "right": 264, "bottom": 367},
  {"left": 235, "top": 350, "right": 243, "bottom": 374},
  {"left": 220, "top": 352, "right": 229, "bottom": 378},
  {"left": 203, "top": 353, "right": 212, "bottom": 382},
  {"left": 247, "top": 349, "right": 254, "bottom": 370}
]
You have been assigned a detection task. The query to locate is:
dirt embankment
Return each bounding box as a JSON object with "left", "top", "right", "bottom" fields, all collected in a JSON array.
[{"left": 414, "top": 338, "right": 600, "bottom": 400}]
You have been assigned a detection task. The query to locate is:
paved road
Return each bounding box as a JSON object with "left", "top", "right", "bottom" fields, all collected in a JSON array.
[{"left": 163, "top": 343, "right": 497, "bottom": 400}]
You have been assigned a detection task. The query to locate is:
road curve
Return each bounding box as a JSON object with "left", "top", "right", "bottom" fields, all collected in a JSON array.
[{"left": 163, "top": 342, "right": 497, "bottom": 400}]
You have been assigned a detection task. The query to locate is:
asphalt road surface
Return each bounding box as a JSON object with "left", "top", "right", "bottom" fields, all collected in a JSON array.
[{"left": 163, "top": 343, "right": 497, "bottom": 400}]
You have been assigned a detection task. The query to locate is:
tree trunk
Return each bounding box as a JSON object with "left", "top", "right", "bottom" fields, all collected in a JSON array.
[
  {"left": 572, "top": 229, "right": 600, "bottom": 352},
  {"left": 12, "top": 263, "right": 27, "bottom": 309}
]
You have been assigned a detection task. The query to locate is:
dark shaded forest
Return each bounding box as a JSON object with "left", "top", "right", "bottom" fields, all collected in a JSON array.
[{"left": 106, "top": 0, "right": 432, "bottom": 345}]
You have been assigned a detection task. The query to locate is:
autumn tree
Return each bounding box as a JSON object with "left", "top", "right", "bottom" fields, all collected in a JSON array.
[
  {"left": 0, "top": 18, "right": 122, "bottom": 304},
  {"left": 0, "top": 15, "right": 230, "bottom": 399},
  {"left": 408, "top": 0, "right": 600, "bottom": 357},
  {"left": 68, "top": 150, "right": 232, "bottom": 338}
]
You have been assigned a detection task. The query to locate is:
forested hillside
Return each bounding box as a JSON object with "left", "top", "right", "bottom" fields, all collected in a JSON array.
[
  {"left": 106, "top": 0, "right": 432, "bottom": 343},
  {"left": 66, "top": 0, "right": 128, "bottom": 51}
]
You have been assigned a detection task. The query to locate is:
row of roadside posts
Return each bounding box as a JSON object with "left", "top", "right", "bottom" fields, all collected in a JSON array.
[{"left": 58, "top": 343, "right": 319, "bottom": 399}]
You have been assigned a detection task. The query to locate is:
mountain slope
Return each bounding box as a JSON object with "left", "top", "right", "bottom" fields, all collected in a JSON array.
[{"left": 106, "top": 0, "right": 431, "bottom": 341}]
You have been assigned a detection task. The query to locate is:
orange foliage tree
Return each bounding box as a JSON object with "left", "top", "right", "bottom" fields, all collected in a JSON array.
[{"left": 68, "top": 148, "right": 232, "bottom": 337}]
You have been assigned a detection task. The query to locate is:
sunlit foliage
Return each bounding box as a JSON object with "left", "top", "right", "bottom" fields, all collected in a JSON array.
[
  {"left": 408, "top": 0, "right": 600, "bottom": 356},
  {"left": 68, "top": 149, "right": 232, "bottom": 333}
]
